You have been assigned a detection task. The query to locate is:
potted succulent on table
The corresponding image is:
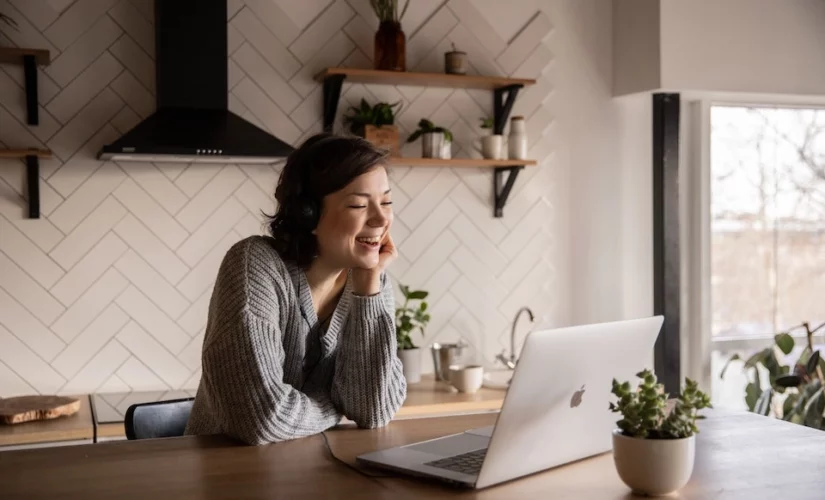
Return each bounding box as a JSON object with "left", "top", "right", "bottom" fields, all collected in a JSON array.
[
  {"left": 407, "top": 119, "right": 453, "bottom": 159},
  {"left": 395, "top": 283, "right": 430, "bottom": 384},
  {"left": 609, "top": 369, "right": 712, "bottom": 497},
  {"left": 476, "top": 117, "right": 504, "bottom": 160},
  {"left": 343, "top": 98, "right": 402, "bottom": 156}
]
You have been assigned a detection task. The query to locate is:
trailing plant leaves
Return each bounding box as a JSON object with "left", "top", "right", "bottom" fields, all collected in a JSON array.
[
  {"left": 720, "top": 354, "right": 741, "bottom": 379},
  {"left": 744, "top": 348, "right": 769, "bottom": 369},
  {"left": 803, "top": 386, "right": 825, "bottom": 429},
  {"left": 745, "top": 382, "right": 760, "bottom": 411},
  {"left": 775, "top": 374, "right": 802, "bottom": 388},
  {"left": 754, "top": 389, "right": 772, "bottom": 416},
  {"left": 775, "top": 333, "right": 795, "bottom": 355},
  {"left": 805, "top": 350, "right": 821, "bottom": 377}
]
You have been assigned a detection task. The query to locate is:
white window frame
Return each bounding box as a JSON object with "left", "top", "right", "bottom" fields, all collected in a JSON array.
[{"left": 682, "top": 94, "right": 825, "bottom": 392}]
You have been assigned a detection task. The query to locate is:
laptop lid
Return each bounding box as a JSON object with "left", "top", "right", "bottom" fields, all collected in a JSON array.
[{"left": 475, "top": 316, "right": 663, "bottom": 489}]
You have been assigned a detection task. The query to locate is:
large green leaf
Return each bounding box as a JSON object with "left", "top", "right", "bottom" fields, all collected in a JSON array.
[
  {"left": 745, "top": 382, "right": 760, "bottom": 411},
  {"left": 744, "top": 348, "right": 769, "bottom": 369},
  {"left": 803, "top": 386, "right": 825, "bottom": 429},
  {"left": 408, "top": 291, "right": 428, "bottom": 300},
  {"left": 775, "top": 333, "right": 795, "bottom": 355},
  {"left": 754, "top": 388, "right": 773, "bottom": 416},
  {"left": 805, "top": 350, "right": 821, "bottom": 377},
  {"left": 720, "top": 354, "right": 741, "bottom": 379}
]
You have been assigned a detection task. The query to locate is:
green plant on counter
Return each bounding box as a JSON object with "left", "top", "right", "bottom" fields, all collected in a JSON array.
[
  {"left": 342, "top": 99, "right": 402, "bottom": 136},
  {"left": 720, "top": 322, "right": 825, "bottom": 429},
  {"left": 406, "top": 118, "right": 453, "bottom": 144},
  {"left": 609, "top": 369, "right": 712, "bottom": 439},
  {"left": 395, "top": 284, "right": 430, "bottom": 350}
]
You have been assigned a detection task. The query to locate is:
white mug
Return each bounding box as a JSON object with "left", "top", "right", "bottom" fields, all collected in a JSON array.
[
  {"left": 474, "top": 135, "right": 504, "bottom": 160},
  {"left": 449, "top": 365, "right": 484, "bottom": 393}
]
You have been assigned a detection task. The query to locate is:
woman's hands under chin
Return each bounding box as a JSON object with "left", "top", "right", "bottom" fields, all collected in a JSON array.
[{"left": 352, "top": 233, "right": 397, "bottom": 296}]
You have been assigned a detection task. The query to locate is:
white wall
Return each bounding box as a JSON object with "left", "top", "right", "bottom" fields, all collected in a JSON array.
[
  {"left": 0, "top": 0, "right": 633, "bottom": 397},
  {"left": 613, "top": 0, "right": 660, "bottom": 97},
  {"left": 661, "top": 0, "right": 825, "bottom": 97}
]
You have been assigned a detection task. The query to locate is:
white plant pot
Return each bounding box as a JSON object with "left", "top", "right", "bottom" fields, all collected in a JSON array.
[
  {"left": 612, "top": 430, "right": 695, "bottom": 497},
  {"left": 397, "top": 347, "right": 421, "bottom": 384}
]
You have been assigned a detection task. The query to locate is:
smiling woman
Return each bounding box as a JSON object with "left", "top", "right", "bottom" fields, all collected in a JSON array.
[{"left": 185, "top": 134, "right": 407, "bottom": 445}]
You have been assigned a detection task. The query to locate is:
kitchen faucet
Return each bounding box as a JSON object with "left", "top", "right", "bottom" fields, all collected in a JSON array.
[{"left": 496, "top": 307, "right": 535, "bottom": 370}]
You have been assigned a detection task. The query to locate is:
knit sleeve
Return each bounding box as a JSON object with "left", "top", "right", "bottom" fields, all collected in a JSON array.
[
  {"left": 197, "top": 238, "right": 342, "bottom": 445},
  {"left": 331, "top": 272, "right": 407, "bottom": 428},
  {"left": 200, "top": 310, "right": 343, "bottom": 445}
]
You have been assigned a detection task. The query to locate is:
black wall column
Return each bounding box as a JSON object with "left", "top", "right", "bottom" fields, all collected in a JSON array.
[{"left": 652, "top": 93, "right": 681, "bottom": 395}]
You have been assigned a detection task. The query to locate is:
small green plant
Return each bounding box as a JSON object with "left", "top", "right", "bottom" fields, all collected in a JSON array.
[
  {"left": 369, "top": 0, "right": 410, "bottom": 23},
  {"left": 0, "top": 11, "right": 17, "bottom": 33},
  {"left": 406, "top": 119, "right": 453, "bottom": 144},
  {"left": 609, "top": 369, "right": 712, "bottom": 439},
  {"left": 480, "top": 117, "right": 494, "bottom": 130},
  {"left": 342, "top": 98, "right": 401, "bottom": 136},
  {"left": 720, "top": 322, "right": 825, "bottom": 429},
  {"left": 395, "top": 284, "right": 430, "bottom": 350}
]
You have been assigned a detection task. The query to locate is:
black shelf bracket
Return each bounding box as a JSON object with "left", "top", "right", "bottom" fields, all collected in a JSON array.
[
  {"left": 491, "top": 84, "right": 524, "bottom": 217},
  {"left": 25, "top": 154, "right": 40, "bottom": 219},
  {"left": 493, "top": 84, "right": 522, "bottom": 135},
  {"left": 494, "top": 166, "right": 523, "bottom": 218},
  {"left": 23, "top": 55, "right": 39, "bottom": 126},
  {"left": 322, "top": 74, "right": 346, "bottom": 133}
]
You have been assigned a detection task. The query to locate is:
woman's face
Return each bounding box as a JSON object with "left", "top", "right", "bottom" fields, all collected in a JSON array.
[{"left": 314, "top": 165, "right": 393, "bottom": 270}]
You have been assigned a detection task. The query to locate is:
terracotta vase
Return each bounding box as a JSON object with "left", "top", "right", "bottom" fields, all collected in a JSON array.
[{"left": 374, "top": 21, "right": 406, "bottom": 72}]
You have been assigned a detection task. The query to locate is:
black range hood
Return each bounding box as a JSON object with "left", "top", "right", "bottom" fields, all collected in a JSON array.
[{"left": 98, "top": 0, "right": 294, "bottom": 164}]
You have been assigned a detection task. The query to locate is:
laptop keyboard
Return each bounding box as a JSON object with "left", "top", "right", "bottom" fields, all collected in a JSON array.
[{"left": 424, "top": 448, "right": 487, "bottom": 476}]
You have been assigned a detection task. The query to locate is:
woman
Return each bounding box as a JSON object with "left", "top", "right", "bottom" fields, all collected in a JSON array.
[{"left": 185, "top": 134, "right": 407, "bottom": 445}]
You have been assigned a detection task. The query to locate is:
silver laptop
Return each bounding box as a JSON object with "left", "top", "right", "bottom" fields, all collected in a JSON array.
[{"left": 356, "top": 316, "right": 664, "bottom": 489}]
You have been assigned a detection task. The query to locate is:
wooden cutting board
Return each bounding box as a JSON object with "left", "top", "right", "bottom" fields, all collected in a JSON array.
[{"left": 0, "top": 396, "right": 81, "bottom": 425}]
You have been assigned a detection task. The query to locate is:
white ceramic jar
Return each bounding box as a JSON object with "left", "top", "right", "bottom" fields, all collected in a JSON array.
[{"left": 508, "top": 115, "right": 528, "bottom": 160}]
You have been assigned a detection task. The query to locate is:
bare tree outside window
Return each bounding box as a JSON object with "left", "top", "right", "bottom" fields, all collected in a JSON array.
[{"left": 711, "top": 105, "right": 825, "bottom": 409}]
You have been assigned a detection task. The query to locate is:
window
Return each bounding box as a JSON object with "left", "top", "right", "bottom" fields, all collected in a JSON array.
[{"left": 709, "top": 105, "right": 825, "bottom": 409}]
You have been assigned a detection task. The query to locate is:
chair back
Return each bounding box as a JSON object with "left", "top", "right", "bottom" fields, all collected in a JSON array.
[{"left": 124, "top": 398, "right": 194, "bottom": 440}]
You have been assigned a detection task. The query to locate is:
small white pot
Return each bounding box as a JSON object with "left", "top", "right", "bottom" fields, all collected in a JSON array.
[
  {"left": 612, "top": 430, "right": 695, "bottom": 497},
  {"left": 397, "top": 347, "right": 421, "bottom": 384}
]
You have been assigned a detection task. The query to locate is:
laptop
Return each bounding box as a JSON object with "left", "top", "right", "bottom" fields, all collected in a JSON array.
[{"left": 356, "top": 316, "right": 664, "bottom": 489}]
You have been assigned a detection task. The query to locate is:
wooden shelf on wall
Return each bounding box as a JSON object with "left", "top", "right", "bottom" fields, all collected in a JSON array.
[
  {"left": 0, "top": 149, "right": 53, "bottom": 219},
  {"left": 0, "top": 47, "right": 51, "bottom": 65},
  {"left": 0, "top": 148, "right": 53, "bottom": 159},
  {"left": 315, "top": 67, "right": 536, "bottom": 90},
  {"left": 388, "top": 157, "right": 537, "bottom": 168},
  {"left": 0, "top": 47, "right": 51, "bottom": 125}
]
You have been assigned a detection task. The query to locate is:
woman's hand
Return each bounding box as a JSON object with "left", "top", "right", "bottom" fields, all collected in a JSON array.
[{"left": 352, "top": 233, "right": 397, "bottom": 296}]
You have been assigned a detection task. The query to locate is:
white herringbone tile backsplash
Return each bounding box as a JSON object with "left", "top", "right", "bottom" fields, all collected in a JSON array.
[{"left": 0, "top": 0, "right": 563, "bottom": 397}]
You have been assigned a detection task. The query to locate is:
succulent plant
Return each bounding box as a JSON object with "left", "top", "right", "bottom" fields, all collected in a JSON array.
[{"left": 609, "top": 369, "right": 712, "bottom": 439}]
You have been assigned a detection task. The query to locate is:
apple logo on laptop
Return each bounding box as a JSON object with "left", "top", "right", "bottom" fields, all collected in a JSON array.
[{"left": 570, "top": 385, "right": 586, "bottom": 408}]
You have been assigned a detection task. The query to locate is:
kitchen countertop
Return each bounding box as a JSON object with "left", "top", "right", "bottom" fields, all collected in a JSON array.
[{"left": 1, "top": 374, "right": 506, "bottom": 446}]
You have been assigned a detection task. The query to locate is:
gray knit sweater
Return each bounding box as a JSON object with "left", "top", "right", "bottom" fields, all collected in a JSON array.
[{"left": 184, "top": 235, "right": 407, "bottom": 445}]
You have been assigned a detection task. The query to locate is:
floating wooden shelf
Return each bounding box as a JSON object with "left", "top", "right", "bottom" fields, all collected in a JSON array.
[
  {"left": 0, "top": 148, "right": 53, "bottom": 159},
  {"left": 0, "top": 149, "right": 52, "bottom": 219},
  {"left": 0, "top": 47, "right": 51, "bottom": 125},
  {"left": 389, "top": 157, "right": 537, "bottom": 168},
  {"left": 315, "top": 67, "right": 536, "bottom": 90},
  {"left": 316, "top": 67, "right": 538, "bottom": 217},
  {"left": 0, "top": 47, "right": 51, "bottom": 65}
]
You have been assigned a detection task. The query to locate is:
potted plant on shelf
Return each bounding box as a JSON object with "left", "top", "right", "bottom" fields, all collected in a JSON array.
[
  {"left": 609, "top": 369, "right": 711, "bottom": 497},
  {"left": 407, "top": 119, "right": 453, "bottom": 159},
  {"left": 720, "top": 321, "right": 825, "bottom": 429},
  {"left": 0, "top": 11, "right": 17, "bottom": 43},
  {"left": 343, "top": 98, "right": 402, "bottom": 156},
  {"left": 395, "top": 283, "right": 430, "bottom": 384},
  {"left": 370, "top": 0, "right": 410, "bottom": 72},
  {"left": 476, "top": 117, "right": 503, "bottom": 160}
]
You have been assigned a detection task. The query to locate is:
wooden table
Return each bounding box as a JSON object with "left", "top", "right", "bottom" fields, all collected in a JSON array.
[
  {"left": 0, "top": 395, "right": 93, "bottom": 449},
  {"left": 2, "top": 409, "right": 823, "bottom": 499}
]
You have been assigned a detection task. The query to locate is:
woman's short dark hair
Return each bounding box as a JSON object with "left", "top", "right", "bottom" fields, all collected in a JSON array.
[{"left": 266, "top": 133, "right": 389, "bottom": 267}]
